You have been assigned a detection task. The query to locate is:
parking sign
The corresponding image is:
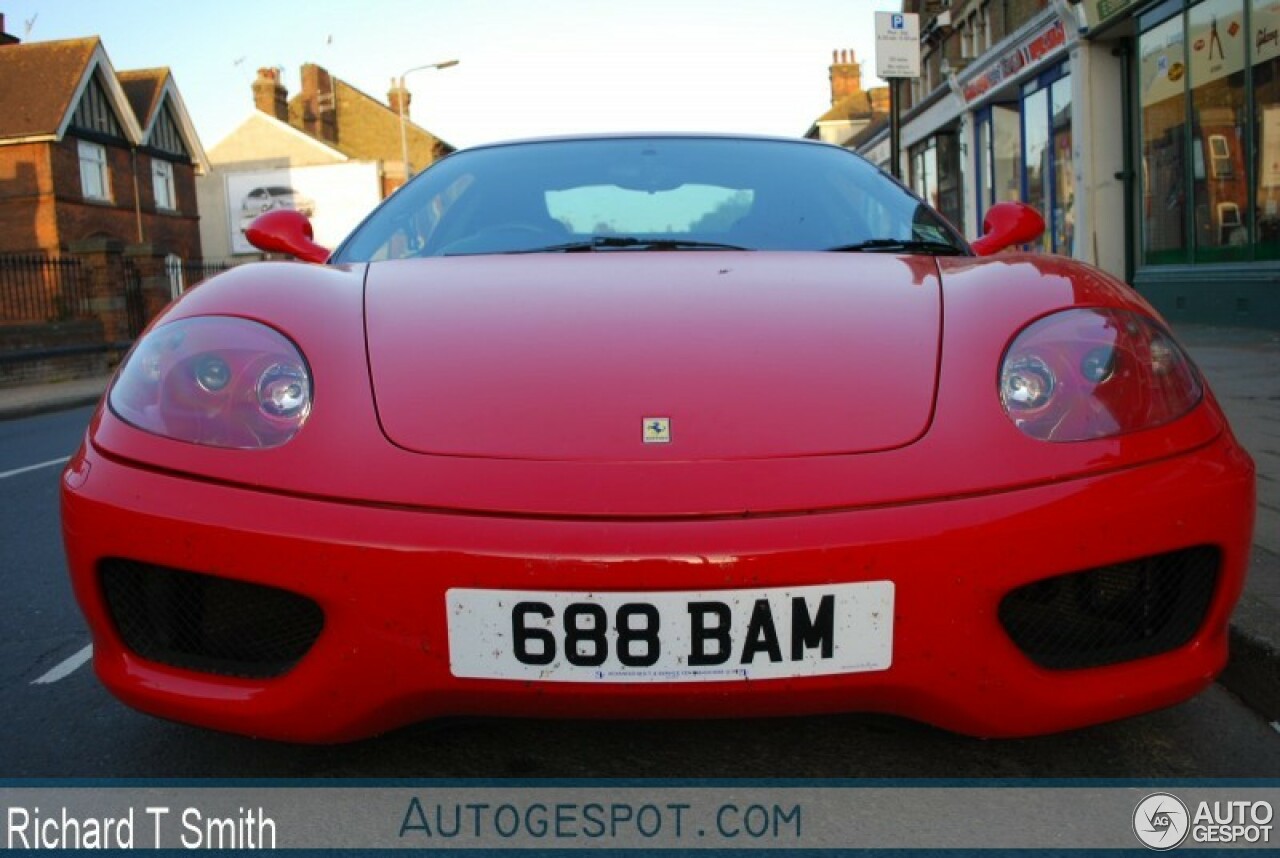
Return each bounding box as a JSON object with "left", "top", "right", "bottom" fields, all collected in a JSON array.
[{"left": 876, "top": 11, "right": 920, "bottom": 78}]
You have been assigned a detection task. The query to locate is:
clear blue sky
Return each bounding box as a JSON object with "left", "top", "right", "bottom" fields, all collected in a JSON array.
[{"left": 5, "top": 1, "right": 889, "bottom": 150}]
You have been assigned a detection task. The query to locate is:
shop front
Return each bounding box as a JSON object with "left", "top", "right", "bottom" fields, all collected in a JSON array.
[{"left": 1085, "top": 0, "right": 1280, "bottom": 325}]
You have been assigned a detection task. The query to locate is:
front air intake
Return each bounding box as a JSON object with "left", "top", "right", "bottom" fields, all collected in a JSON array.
[
  {"left": 998, "top": 546, "right": 1219, "bottom": 670},
  {"left": 99, "top": 559, "right": 324, "bottom": 679}
]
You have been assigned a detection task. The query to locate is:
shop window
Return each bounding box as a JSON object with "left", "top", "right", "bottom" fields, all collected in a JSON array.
[
  {"left": 1252, "top": 0, "right": 1280, "bottom": 257},
  {"left": 911, "top": 139, "right": 939, "bottom": 211},
  {"left": 1051, "top": 75, "right": 1075, "bottom": 256},
  {"left": 1139, "top": 13, "right": 1188, "bottom": 265},
  {"left": 1024, "top": 87, "right": 1052, "bottom": 251},
  {"left": 976, "top": 102, "right": 1023, "bottom": 234},
  {"left": 1189, "top": 0, "right": 1247, "bottom": 262}
]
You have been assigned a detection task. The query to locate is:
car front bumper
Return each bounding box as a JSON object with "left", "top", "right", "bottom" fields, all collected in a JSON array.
[{"left": 61, "top": 433, "right": 1254, "bottom": 742}]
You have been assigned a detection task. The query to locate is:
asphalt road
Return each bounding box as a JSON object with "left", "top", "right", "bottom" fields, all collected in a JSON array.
[{"left": 3, "top": 405, "right": 1280, "bottom": 778}]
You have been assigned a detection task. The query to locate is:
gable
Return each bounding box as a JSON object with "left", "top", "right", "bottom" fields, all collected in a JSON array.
[
  {"left": 68, "top": 71, "right": 126, "bottom": 139},
  {"left": 150, "top": 103, "right": 188, "bottom": 158},
  {"left": 208, "top": 111, "right": 346, "bottom": 167}
]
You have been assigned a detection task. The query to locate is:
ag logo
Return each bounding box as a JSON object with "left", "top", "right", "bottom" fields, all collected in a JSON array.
[{"left": 1133, "top": 793, "right": 1189, "bottom": 850}]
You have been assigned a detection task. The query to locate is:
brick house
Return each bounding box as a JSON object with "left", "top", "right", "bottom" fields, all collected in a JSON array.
[
  {"left": 804, "top": 50, "right": 890, "bottom": 147},
  {"left": 0, "top": 15, "right": 209, "bottom": 259},
  {"left": 287, "top": 63, "right": 454, "bottom": 196},
  {"left": 198, "top": 64, "right": 453, "bottom": 259}
]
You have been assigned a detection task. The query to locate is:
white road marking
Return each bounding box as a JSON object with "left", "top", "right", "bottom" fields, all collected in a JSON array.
[
  {"left": 1272, "top": 721, "right": 1280, "bottom": 736},
  {"left": 0, "top": 456, "right": 69, "bottom": 481},
  {"left": 32, "top": 644, "right": 93, "bottom": 685}
]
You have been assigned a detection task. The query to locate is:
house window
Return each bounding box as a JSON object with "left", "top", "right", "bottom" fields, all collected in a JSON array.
[
  {"left": 152, "top": 159, "right": 177, "bottom": 211},
  {"left": 78, "top": 140, "right": 111, "bottom": 201}
]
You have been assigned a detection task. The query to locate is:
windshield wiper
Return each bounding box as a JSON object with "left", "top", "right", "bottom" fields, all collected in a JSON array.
[
  {"left": 826, "top": 238, "right": 966, "bottom": 256},
  {"left": 506, "top": 236, "right": 751, "bottom": 254}
]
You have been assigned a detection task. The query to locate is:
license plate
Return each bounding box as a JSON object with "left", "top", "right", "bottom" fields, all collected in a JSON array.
[{"left": 446, "top": 582, "right": 893, "bottom": 682}]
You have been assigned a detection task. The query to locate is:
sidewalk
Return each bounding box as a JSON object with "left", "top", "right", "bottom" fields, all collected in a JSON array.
[
  {"left": 2, "top": 325, "right": 1278, "bottom": 721},
  {"left": 0, "top": 374, "right": 109, "bottom": 421},
  {"left": 1175, "top": 324, "right": 1280, "bottom": 721}
]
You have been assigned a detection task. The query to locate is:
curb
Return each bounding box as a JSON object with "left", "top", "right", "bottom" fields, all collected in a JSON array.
[
  {"left": 0, "top": 384, "right": 107, "bottom": 422},
  {"left": 1218, "top": 548, "right": 1280, "bottom": 724}
]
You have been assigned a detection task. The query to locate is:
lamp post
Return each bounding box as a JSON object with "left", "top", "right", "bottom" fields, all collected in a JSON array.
[{"left": 396, "top": 59, "right": 459, "bottom": 183}]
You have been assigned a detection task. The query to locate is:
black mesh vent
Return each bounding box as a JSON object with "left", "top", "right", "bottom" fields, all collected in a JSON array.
[
  {"left": 99, "top": 559, "right": 324, "bottom": 679},
  {"left": 998, "top": 546, "right": 1220, "bottom": 670}
]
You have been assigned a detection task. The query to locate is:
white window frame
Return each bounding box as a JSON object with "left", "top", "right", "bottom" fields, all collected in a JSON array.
[
  {"left": 77, "top": 140, "right": 111, "bottom": 201},
  {"left": 1208, "top": 133, "right": 1233, "bottom": 179},
  {"left": 152, "top": 159, "right": 177, "bottom": 211}
]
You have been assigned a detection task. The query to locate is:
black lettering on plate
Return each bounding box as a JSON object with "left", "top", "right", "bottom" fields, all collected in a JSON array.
[
  {"left": 791, "top": 594, "right": 835, "bottom": 660},
  {"left": 512, "top": 602, "right": 555, "bottom": 665},
  {"left": 740, "top": 598, "right": 783, "bottom": 664},
  {"left": 688, "top": 602, "right": 732, "bottom": 666}
]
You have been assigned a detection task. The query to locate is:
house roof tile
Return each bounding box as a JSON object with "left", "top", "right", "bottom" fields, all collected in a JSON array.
[
  {"left": 118, "top": 67, "right": 167, "bottom": 129},
  {"left": 0, "top": 37, "right": 99, "bottom": 139}
]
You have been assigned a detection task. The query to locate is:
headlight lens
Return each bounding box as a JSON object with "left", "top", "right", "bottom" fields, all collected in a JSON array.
[
  {"left": 109, "top": 316, "right": 312, "bottom": 449},
  {"left": 999, "top": 308, "right": 1201, "bottom": 442}
]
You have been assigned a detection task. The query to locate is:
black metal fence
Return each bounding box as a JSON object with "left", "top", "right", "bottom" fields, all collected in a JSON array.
[
  {"left": 0, "top": 254, "right": 93, "bottom": 323},
  {"left": 123, "top": 260, "right": 146, "bottom": 339},
  {"left": 167, "top": 258, "right": 233, "bottom": 294}
]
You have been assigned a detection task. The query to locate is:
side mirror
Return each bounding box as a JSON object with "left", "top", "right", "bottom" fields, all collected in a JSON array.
[
  {"left": 970, "top": 201, "right": 1046, "bottom": 257},
  {"left": 245, "top": 209, "right": 330, "bottom": 263}
]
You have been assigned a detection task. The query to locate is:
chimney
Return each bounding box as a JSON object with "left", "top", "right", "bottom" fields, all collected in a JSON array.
[
  {"left": 387, "top": 79, "right": 411, "bottom": 119},
  {"left": 868, "top": 87, "right": 890, "bottom": 114},
  {"left": 252, "top": 67, "right": 289, "bottom": 121},
  {"left": 300, "top": 63, "right": 338, "bottom": 143},
  {"left": 828, "top": 48, "right": 863, "bottom": 105},
  {"left": 0, "top": 14, "right": 21, "bottom": 46}
]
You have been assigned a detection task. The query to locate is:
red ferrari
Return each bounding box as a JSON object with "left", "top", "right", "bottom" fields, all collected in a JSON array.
[{"left": 61, "top": 135, "right": 1255, "bottom": 741}]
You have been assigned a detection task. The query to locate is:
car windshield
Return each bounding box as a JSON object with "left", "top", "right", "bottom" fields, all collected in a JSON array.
[{"left": 331, "top": 137, "right": 967, "bottom": 261}]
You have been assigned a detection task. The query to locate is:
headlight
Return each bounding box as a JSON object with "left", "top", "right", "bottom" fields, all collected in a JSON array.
[
  {"left": 999, "top": 308, "right": 1201, "bottom": 442},
  {"left": 109, "top": 316, "right": 312, "bottom": 449}
]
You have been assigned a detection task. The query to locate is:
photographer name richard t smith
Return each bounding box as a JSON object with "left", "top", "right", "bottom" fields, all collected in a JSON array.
[{"left": 7, "top": 805, "right": 276, "bottom": 849}]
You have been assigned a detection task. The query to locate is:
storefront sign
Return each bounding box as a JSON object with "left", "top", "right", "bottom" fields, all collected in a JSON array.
[
  {"left": 1254, "top": 0, "right": 1280, "bottom": 67},
  {"left": 876, "top": 11, "right": 921, "bottom": 78},
  {"left": 1078, "top": 0, "right": 1141, "bottom": 31},
  {"left": 962, "top": 19, "right": 1066, "bottom": 103}
]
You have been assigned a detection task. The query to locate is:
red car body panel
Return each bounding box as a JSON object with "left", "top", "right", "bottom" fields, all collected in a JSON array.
[
  {"left": 61, "top": 248, "right": 1256, "bottom": 741},
  {"left": 63, "top": 431, "right": 1252, "bottom": 742},
  {"left": 367, "top": 254, "right": 941, "bottom": 460},
  {"left": 85, "top": 255, "right": 1227, "bottom": 517}
]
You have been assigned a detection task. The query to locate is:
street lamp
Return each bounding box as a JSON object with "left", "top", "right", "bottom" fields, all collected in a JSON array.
[{"left": 396, "top": 59, "right": 459, "bottom": 183}]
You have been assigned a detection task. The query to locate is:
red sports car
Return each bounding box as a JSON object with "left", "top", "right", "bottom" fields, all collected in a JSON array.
[{"left": 61, "top": 135, "right": 1255, "bottom": 742}]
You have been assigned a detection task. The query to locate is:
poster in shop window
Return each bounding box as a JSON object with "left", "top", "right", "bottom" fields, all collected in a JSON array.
[{"left": 1187, "top": 1, "right": 1245, "bottom": 89}]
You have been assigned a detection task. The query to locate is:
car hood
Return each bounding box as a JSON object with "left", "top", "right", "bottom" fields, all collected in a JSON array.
[{"left": 365, "top": 252, "right": 942, "bottom": 462}]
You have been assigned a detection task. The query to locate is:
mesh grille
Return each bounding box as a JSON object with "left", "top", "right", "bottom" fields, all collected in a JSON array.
[
  {"left": 99, "top": 559, "right": 324, "bottom": 679},
  {"left": 998, "top": 546, "right": 1219, "bottom": 670}
]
